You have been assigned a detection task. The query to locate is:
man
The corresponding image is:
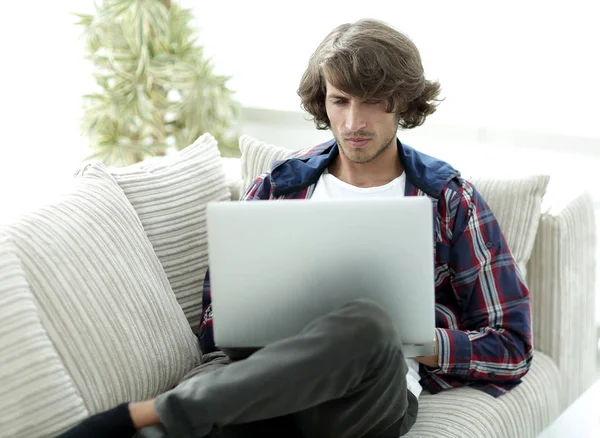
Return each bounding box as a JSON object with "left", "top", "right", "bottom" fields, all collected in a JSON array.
[{"left": 60, "top": 18, "right": 532, "bottom": 438}]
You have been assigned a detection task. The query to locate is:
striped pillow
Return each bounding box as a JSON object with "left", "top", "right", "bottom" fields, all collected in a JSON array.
[
  {"left": 107, "top": 133, "right": 231, "bottom": 329},
  {"left": 0, "top": 234, "right": 87, "bottom": 437},
  {"left": 3, "top": 164, "right": 200, "bottom": 415},
  {"left": 239, "top": 134, "right": 294, "bottom": 195}
]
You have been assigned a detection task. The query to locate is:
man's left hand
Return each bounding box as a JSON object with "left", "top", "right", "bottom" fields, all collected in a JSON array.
[{"left": 414, "top": 333, "right": 439, "bottom": 368}]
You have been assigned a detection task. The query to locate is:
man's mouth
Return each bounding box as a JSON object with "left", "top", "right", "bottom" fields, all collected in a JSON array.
[{"left": 346, "top": 138, "right": 370, "bottom": 148}]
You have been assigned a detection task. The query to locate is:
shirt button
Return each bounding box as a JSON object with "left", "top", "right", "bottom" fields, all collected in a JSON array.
[{"left": 486, "top": 242, "right": 493, "bottom": 248}]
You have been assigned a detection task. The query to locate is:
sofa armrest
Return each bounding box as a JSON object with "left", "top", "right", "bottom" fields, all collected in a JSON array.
[{"left": 526, "top": 191, "right": 597, "bottom": 408}]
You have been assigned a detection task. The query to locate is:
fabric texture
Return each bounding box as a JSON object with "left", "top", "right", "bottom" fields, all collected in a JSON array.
[
  {"left": 469, "top": 176, "right": 550, "bottom": 279},
  {"left": 405, "top": 351, "right": 561, "bottom": 438},
  {"left": 526, "top": 191, "right": 598, "bottom": 408},
  {"left": 106, "top": 133, "right": 231, "bottom": 329},
  {"left": 2, "top": 163, "right": 200, "bottom": 414},
  {"left": 239, "top": 134, "right": 294, "bottom": 193},
  {"left": 203, "top": 136, "right": 533, "bottom": 398},
  {"left": 0, "top": 234, "right": 88, "bottom": 438}
]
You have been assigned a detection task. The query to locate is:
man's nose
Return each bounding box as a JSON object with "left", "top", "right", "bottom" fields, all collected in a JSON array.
[{"left": 345, "top": 104, "right": 367, "bottom": 132}]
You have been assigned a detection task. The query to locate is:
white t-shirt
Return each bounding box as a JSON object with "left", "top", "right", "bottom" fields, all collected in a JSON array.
[{"left": 311, "top": 170, "right": 423, "bottom": 399}]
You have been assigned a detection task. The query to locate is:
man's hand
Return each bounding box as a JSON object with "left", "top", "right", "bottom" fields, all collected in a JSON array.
[{"left": 414, "top": 333, "right": 439, "bottom": 369}]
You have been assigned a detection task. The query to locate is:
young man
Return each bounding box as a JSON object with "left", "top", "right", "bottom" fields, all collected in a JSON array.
[{"left": 60, "top": 18, "right": 532, "bottom": 438}]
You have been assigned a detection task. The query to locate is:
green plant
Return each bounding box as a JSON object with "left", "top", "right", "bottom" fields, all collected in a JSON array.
[{"left": 76, "top": 0, "right": 239, "bottom": 166}]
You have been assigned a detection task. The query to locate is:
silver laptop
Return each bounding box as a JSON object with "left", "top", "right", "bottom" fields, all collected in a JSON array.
[{"left": 206, "top": 197, "right": 436, "bottom": 358}]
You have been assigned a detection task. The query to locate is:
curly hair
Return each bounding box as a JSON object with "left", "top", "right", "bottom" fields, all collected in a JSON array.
[{"left": 298, "top": 19, "right": 442, "bottom": 130}]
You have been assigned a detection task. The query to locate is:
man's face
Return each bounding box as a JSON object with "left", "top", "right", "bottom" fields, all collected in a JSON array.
[{"left": 325, "top": 81, "right": 398, "bottom": 164}]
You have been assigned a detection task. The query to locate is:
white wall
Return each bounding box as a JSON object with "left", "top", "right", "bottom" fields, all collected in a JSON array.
[{"left": 189, "top": 0, "right": 600, "bottom": 138}]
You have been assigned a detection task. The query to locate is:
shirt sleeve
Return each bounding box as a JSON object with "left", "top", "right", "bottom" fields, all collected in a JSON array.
[
  {"left": 197, "top": 172, "right": 274, "bottom": 354},
  {"left": 434, "top": 181, "right": 533, "bottom": 382}
]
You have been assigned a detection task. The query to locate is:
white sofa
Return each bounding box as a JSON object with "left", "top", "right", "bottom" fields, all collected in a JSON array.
[{"left": 0, "top": 133, "right": 597, "bottom": 438}]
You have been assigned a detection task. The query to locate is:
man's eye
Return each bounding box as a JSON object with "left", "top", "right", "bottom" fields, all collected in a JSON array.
[
  {"left": 333, "top": 100, "right": 346, "bottom": 105},
  {"left": 365, "top": 99, "right": 381, "bottom": 105}
]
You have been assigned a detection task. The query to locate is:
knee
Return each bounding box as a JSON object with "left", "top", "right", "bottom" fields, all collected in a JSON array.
[{"left": 337, "top": 298, "right": 397, "bottom": 346}]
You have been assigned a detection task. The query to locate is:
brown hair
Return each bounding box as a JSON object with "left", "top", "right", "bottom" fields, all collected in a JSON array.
[{"left": 298, "top": 19, "right": 442, "bottom": 130}]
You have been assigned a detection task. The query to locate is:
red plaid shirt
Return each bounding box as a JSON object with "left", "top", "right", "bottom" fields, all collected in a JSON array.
[{"left": 199, "top": 139, "right": 533, "bottom": 397}]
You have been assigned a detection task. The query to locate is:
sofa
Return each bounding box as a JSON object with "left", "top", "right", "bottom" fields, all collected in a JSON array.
[{"left": 0, "top": 133, "right": 596, "bottom": 438}]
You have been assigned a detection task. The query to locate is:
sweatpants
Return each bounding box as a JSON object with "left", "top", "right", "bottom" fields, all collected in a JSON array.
[{"left": 137, "top": 298, "right": 418, "bottom": 438}]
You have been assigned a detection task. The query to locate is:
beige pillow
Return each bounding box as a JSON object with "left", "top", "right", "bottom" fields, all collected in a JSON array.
[
  {"left": 0, "top": 234, "right": 88, "bottom": 438},
  {"left": 3, "top": 164, "right": 200, "bottom": 414},
  {"left": 107, "top": 133, "right": 231, "bottom": 329},
  {"left": 239, "top": 134, "right": 294, "bottom": 195},
  {"left": 239, "top": 135, "right": 549, "bottom": 275}
]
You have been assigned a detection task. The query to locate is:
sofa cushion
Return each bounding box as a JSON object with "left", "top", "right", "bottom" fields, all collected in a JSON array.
[
  {"left": 106, "top": 133, "right": 231, "bottom": 329},
  {"left": 2, "top": 164, "right": 200, "bottom": 414},
  {"left": 0, "top": 234, "right": 88, "bottom": 437},
  {"left": 239, "top": 135, "right": 549, "bottom": 276},
  {"left": 239, "top": 134, "right": 295, "bottom": 193},
  {"left": 406, "top": 351, "right": 561, "bottom": 437}
]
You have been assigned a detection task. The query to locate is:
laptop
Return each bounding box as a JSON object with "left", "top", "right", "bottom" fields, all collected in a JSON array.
[{"left": 206, "top": 197, "right": 436, "bottom": 358}]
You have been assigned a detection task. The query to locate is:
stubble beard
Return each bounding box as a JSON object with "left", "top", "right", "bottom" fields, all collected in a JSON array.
[{"left": 337, "top": 132, "right": 397, "bottom": 164}]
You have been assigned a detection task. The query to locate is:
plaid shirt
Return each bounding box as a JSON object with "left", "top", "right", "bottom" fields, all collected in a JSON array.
[{"left": 199, "top": 139, "right": 533, "bottom": 397}]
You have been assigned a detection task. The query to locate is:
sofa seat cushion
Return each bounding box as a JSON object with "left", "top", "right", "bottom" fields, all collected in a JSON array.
[
  {"left": 106, "top": 133, "right": 231, "bottom": 329},
  {"left": 0, "top": 235, "right": 88, "bottom": 438},
  {"left": 2, "top": 163, "right": 200, "bottom": 415},
  {"left": 406, "top": 351, "right": 561, "bottom": 438}
]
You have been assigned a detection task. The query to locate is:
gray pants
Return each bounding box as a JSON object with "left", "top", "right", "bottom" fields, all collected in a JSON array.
[{"left": 138, "top": 299, "right": 417, "bottom": 438}]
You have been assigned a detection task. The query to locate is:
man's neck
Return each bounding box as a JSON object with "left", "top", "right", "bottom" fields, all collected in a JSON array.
[{"left": 329, "top": 142, "right": 404, "bottom": 188}]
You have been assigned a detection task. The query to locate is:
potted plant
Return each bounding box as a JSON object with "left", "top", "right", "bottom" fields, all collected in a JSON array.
[{"left": 76, "top": 0, "right": 239, "bottom": 166}]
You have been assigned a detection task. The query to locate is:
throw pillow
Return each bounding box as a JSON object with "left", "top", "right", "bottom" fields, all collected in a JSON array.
[
  {"left": 106, "top": 133, "right": 231, "bottom": 329},
  {"left": 3, "top": 164, "right": 200, "bottom": 414},
  {"left": 0, "top": 234, "right": 88, "bottom": 437},
  {"left": 239, "top": 134, "right": 294, "bottom": 194}
]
